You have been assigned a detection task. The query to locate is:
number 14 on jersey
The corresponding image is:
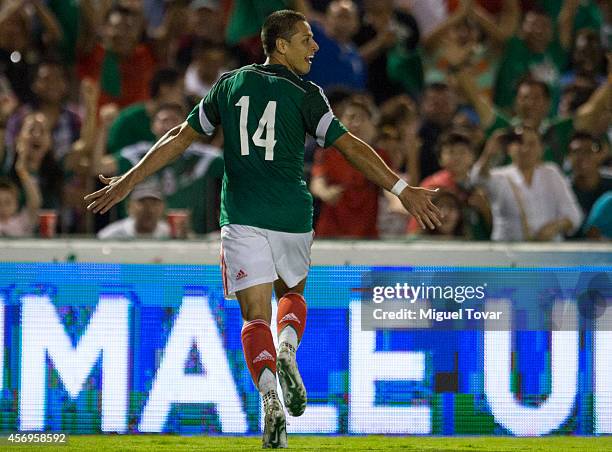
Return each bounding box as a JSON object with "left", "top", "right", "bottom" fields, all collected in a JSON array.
[{"left": 236, "top": 96, "right": 277, "bottom": 161}]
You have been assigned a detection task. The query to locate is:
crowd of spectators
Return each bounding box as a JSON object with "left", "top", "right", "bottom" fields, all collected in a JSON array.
[{"left": 0, "top": 0, "right": 609, "bottom": 242}]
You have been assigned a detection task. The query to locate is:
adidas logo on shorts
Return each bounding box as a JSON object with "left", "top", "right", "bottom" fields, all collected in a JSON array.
[
  {"left": 280, "top": 312, "right": 300, "bottom": 324},
  {"left": 236, "top": 269, "right": 248, "bottom": 280},
  {"left": 253, "top": 350, "right": 274, "bottom": 363}
]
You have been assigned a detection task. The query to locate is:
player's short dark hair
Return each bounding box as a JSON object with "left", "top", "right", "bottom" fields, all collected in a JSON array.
[
  {"left": 150, "top": 68, "right": 181, "bottom": 99},
  {"left": 436, "top": 130, "right": 474, "bottom": 158},
  {"left": 518, "top": 77, "right": 551, "bottom": 99},
  {"left": 152, "top": 102, "right": 186, "bottom": 119},
  {"left": 0, "top": 177, "right": 18, "bottom": 196},
  {"left": 261, "top": 10, "right": 307, "bottom": 57}
]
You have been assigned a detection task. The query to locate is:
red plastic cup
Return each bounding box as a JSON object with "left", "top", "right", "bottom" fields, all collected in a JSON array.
[
  {"left": 38, "top": 210, "right": 57, "bottom": 238},
  {"left": 166, "top": 209, "right": 189, "bottom": 239}
]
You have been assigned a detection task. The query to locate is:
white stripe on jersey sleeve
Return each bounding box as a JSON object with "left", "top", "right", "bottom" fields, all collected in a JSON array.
[
  {"left": 315, "top": 111, "right": 334, "bottom": 147},
  {"left": 198, "top": 98, "right": 216, "bottom": 135}
]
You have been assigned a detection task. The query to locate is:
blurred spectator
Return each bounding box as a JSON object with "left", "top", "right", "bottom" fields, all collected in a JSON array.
[
  {"left": 420, "top": 190, "right": 466, "bottom": 239},
  {"left": 2, "top": 112, "right": 63, "bottom": 211},
  {"left": 174, "top": 0, "right": 227, "bottom": 69},
  {"left": 225, "top": 0, "right": 303, "bottom": 65},
  {"left": 407, "top": 0, "right": 448, "bottom": 40},
  {"left": 446, "top": 0, "right": 520, "bottom": 42},
  {"left": 450, "top": 109, "right": 485, "bottom": 148},
  {"left": 353, "top": 0, "right": 421, "bottom": 102},
  {"left": 472, "top": 127, "right": 583, "bottom": 241},
  {"left": 56, "top": 79, "right": 110, "bottom": 234},
  {"left": 553, "top": 0, "right": 607, "bottom": 46},
  {"left": 97, "top": 181, "right": 169, "bottom": 239},
  {"left": 304, "top": 86, "right": 352, "bottom": 229},
  {"left": 5, "top": 60, "right": 80, "bottom": 164},
  {"left": 306, "top": 0, "right": 365, "bottom": 92},
  {"left": 378, "top": 94, "right": 421, "bottom": 184},
  {"left": 0, "top": 0, "right": 63, "bottom": 103},
  {"left": 90, "top": 103, "right": 223, "bottom": 234},
  {"left": 561, "top": 28, "right": 607, "bottom": 88},
  {"left": 558, "top": 81, "right": 597, "bottom": 118},
  {"left": 493, "top": 6, "right": 573, "bottom": 111},
  {"left": 185, "top": 40, "right": 230, "bottom": 101},
  {"left": 417, "top": 82, "right": 458, "bottom": 181},
  {"left": 0, "top": 148, "right": 41, "bottom": 236},
  {"left": 567, "top": 132, "right": 612, "bottom": 218},
  {"left": 407, "top": 131, "right": 491, "bottom": 239},
  {"left": 107, "top": 68, "right": 184, "bottom": 154},
  {"left": 375, "top": 121, "right": 409, "bottom": 237},
  {"left": 423, "top": 0, "right": 518, "bottom": 101},
  {"left": 419, "top": 131, "right": 476, "bottom": 195},
  {"left": 311, "top": 95, "right": 387, "bottom": 238},
  {"left": 582, "top": 191, "right": 612, "bottom": 240},
  {"left": 458, "top": 68, "right": 611, "bottom": 166},
  {"left": 46, "top": 0, "right": 97, "bottom": 66},
  {"left": 0, "top": 87, "right": 19, "bottom": 156},
  {"left": 375, "top": 96, "right": 423, "bottom": 237},
  {"left": 601, "top": 0, "right": 611, "bottom": 49},
  {"left": 77, "top": 4, "right": 156, "bottom": 109}
]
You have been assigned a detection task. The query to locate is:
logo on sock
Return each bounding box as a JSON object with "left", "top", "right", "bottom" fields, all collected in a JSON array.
[
  {"left": 280, "top": 312, "right": 300, "bottom": 324},
  {"left": 236, "top": 269, "right": 248, "bottom": 280},
  {"left": 253, "top": 350, "right": 274, "bottom": 363}
]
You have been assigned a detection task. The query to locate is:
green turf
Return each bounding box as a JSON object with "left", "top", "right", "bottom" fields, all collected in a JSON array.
[{"left": 2, "top": 435, "right": 612, "bottom": 451}]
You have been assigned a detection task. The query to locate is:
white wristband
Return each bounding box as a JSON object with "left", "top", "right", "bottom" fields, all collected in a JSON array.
[{"left": 390, "top": 179, "right": 408, "bottom": 196}]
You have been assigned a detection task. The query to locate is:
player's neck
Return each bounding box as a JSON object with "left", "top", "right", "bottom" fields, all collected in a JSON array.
[{"left": 264, "top": 55, "right": 296, "bottom": 76}]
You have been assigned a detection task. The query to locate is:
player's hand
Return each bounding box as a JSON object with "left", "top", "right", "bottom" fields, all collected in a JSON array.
[
  {"left": 84, "top": 174, "right": 134, "bottom": 214},
  {"left": 398, "top": 186, "right": 442, "bottom": 230}
]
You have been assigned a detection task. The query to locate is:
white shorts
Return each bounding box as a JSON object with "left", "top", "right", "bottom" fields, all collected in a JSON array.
[{"left": 220, "top": 224, "right": 314, "bottom": 299}]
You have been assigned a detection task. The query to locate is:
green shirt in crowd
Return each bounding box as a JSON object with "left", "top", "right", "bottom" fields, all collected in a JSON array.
[
  {"left": 107, "top": 103, "right": 156, "bottom": 154},
  {"left": 494, "top": 35, "right": 568, "bottom": 111},
  {"left": 535, "top": 0, "right": 603, "bottom": 34},
  {"left": 115, "top": 141, "right": 224, "bottom": 234}
]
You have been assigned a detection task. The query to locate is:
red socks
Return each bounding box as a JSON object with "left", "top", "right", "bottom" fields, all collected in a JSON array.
[
  {"left": 241, "top": 319, "right": 277, "bottom": 393},
  {"left": 277, "top": 292, "right": 308, "bottom": 346},
  {"left": 241, "top": 293, "right": 308, "bottom": 393}
]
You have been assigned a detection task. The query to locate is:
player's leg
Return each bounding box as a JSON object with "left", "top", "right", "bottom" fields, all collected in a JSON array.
[
  {"left": 274, "top": 277, "right": 307, "bottom": 351},
  {"left": 274, "top": 278, "right": 308, "bottom": 417},
  {"left": 268, "top": 229, "right": 313, "bottom": 417},
  {"left": 221, "top": 225, "right": 286, "bottom": 448},
  {"left": 237, "top": 284, "right": 276, "bottom": 397},
  {"left": 237, "top": 284, "right": 287, "bottom": 449}
]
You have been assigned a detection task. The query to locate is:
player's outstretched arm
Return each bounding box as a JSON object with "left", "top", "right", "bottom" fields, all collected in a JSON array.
[
  {"left": 84, "top": 121, "right": 199, "bottom": 214},
  {"left": 332, "top": 132, "right": 442, "bottom": 230}
]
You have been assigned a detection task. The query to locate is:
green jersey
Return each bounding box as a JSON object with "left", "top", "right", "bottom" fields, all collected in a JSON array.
[
  {"left": 494, "top": 35, "right": 567, "bottom": 111},
  {"left": 187, "top": 64, "right": 347, "bottom": 233},
  {"left": 107, "top": 103, "right": 155, "bottom": 154}
]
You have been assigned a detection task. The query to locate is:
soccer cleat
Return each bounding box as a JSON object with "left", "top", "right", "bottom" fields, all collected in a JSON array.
[
  {"left": 277, "top": 342, "right": 307, "bottom": 417},
  {"left": 262, "top": 390, "right": 287, "bottom": 449}
]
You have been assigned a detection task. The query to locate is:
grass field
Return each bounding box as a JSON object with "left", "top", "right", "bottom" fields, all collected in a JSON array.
[{"left": 3, "top": 435, "right": 612, "bottom": 451}]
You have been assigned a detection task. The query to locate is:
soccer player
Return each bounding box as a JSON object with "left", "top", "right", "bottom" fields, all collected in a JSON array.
[{"left": 84, "top": 10, "right": 441, "bottom": 448}]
